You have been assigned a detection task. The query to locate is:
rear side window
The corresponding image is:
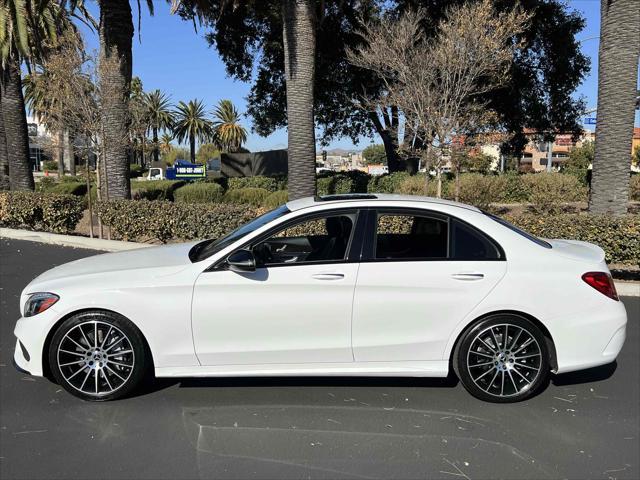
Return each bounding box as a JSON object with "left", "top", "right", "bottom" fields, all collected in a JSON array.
[
  {"left": 450, "top": 219, "right": 501, "bottom": 260},
  {"left": 375, "top": 214, "right": 448, "bottom": 259}
]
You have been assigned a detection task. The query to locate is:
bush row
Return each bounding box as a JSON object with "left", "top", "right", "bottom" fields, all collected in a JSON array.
[
  {"left": 96, "top": 200, "right": 261, "bottom": 243},
  {"left": 505, "top": 213, "right": 640, "bottom": 265},
  {"left": 2, "top": 191, "right": 637, "bottom": 265},
  {"left": 0, "top": 191, "right": 84, "bottom": 233}
]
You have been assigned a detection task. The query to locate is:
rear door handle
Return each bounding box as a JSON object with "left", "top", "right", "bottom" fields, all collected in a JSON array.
[
  {"left": 451, "top": 272, "right": 484, "bottom": 281},
  {"left": 312, "top": 273, "right": 345, "bottom": 280}
]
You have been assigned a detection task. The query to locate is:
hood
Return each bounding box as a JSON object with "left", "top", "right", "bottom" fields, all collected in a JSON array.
[
  {"left": 547, "top": 239, "right": 606, "bottom": 264},
  {"left": 29, "top": 242, "right": 198, "bottom": 286}
]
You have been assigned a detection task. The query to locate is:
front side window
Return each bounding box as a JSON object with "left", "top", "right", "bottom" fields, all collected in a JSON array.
[
  {"left": 375, "top": 214, "right": 448, "bottom": 260},
  {"left": 253, "top": 212, "right": 357, "bottom": 266}
]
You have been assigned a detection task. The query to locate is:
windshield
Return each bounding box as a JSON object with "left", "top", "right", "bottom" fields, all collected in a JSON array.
[
  {"left": 484, "top": 211, "right": 552, "bottom": 249},
  {"left": 189, "top": 205, "right": 290, "bottom": 262}
]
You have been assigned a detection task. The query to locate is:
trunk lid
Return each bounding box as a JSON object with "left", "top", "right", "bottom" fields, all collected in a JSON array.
[{"left": 547, "top": 239, "right": 606, "bottom": 265}]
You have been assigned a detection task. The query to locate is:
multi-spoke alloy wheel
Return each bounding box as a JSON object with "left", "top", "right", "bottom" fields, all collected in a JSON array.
[
  {"left": 49, "top": 311, "right": 147, "bottom": 401},
  {"left": 456, "top": 315, "right": 550, "bottom": 403}
]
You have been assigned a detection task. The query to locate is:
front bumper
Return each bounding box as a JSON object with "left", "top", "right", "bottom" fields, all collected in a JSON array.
[
  {"left": 552, "top": 300, "right": 628, "bottom": 374},
  {"left": 13, "top": 308, "right": 61, "bottom": 377}
]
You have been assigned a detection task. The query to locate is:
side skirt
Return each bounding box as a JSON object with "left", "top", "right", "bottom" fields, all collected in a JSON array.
[{"left": 155, "top": 361, "right": 449, "bottom": 378}]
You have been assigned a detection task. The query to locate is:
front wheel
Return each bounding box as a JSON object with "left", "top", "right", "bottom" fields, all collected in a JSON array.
[
  {"left": 49, "top": 311, "right": 148, "bottom": 401},
  {"left": 456, "top": 314, "right": 550, "bottom": 403}
]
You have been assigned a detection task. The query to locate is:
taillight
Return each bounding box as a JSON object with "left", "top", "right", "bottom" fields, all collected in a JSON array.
[{"left": 581, "top": 272, "right": 619, "bottom": 301}]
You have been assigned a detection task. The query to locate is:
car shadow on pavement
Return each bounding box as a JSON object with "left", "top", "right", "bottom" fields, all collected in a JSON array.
[
  {"left": 137, "top": 374, "right": 460, "bottom": 397},
  {"left": 551, "top": 361, "right": 617, "bottom": 386}
]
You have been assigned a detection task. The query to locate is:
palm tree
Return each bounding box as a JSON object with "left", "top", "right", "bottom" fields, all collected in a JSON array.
[
  {"left": 78, "top": 0, "right": 153, "bottom": 199},
  {"left": 159, "top": 132, "right": 173, "bottom": 156},
  {"left": 589, "top": 0, "right": 640, "bottom": 214},
  {"left": 145, "top": 89, "right": 173, "bottom": 164},
  {"left": 172, "top": 99, "right": 213, "bottom": 162},
  {"left": 170, "top": 0, "right": 317, "bottom": 199},
  {"left": 0, "top": 0, "right": 69, "bottom": 190},
  {"left": 281, "top": 0, "right": 317, "bottom": 199},
  {"left": 212, "top": 99, "right": 246, "bottom": 152}
]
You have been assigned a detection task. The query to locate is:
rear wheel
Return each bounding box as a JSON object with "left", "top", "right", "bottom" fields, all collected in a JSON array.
[
  {"left": 456, "top": 314, "right": 550, "bottom": 403},
  {"left": 49, "top": 311, "right": 148, "bottom": 401}
]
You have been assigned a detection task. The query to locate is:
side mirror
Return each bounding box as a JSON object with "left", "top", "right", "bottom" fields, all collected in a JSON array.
[{"left": 227, "top": 249, "right": 256, "bottom": 272}]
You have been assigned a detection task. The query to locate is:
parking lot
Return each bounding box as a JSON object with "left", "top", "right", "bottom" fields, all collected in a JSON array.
[{"left": 1, "top": 238, "right": 638, "bottom": 479}]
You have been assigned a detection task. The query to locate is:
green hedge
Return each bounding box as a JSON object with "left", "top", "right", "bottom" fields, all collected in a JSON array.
[
  {"left": 174, "top": 182, "right": 224, "bottom": 203},
  {"left": 0, "top": 191, "right": 84, "bottom": 233},
  {"left": 223, "top": 187, "right": 271, "bottom": 206},
  {"left": 505, "top": 213, "right": 639, "bottom": 265},
  {"left": 227, "top": 176, "right": 283, "bottom": 192},
  {"left": 262, "top": 190, "right": 288, "bottom": 209},
  {"left": 96, "top": 200, "right": 261, "bottom": 243},
  {"left": 631, "top": 174, "right": 640, "bottom": 201},
  {"left": 131, "top": 180, "right": 185, "bottom": 201},
  {"left": 317, "top": 171, "right": 369, "bottom": 195}
]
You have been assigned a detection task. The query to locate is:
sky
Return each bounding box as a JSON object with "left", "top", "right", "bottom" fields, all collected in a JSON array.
[{"left": 76, "top": 0, "right": 636, "bottom": 153}]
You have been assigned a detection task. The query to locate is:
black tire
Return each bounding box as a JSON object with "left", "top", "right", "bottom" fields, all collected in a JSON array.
[
  {"left": 48, "top": 310, "right": 148, "bottom": 401},
  {"left": 455, "top": 314, "right": 550, "bottom": 403}
]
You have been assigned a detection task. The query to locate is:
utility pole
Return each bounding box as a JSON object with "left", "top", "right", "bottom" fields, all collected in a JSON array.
[{"left": 546, "top": 140, "right": 553, "bottom": 172}]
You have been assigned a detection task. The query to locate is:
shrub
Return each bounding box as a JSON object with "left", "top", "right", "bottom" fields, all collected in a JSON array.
[
  {"left": 498, "top": 172, "right": 530, "bottom": 203},
  {"left": 455, "top": 174, "right": 506, "bottom": 210},
  {"left": 262, "top": 190, "right": 288, "bottom": 209},
  {"left": 174, "top": 182, "right": 224, "bottom": 203},
  {"left": 317, "top": 171, "right": 370, "bottom": 195},
  {"left": 223, "top": 187, "right": 271, "bottom": 206},
  {"left": 49, "top": 182, "right": 88, "bottom": 196},
  {"left": 505, "top": 213, "right": 639, "bottom": 265},
  {"left": 397, "top": 174, "right": 443, "bottom": 197},
  {"left": 43, "top": 160, "right": 58, "bottom": 171},
  {"left": 521, "top": 173, "right": 586, "bottom": 213},
  {"left": 368, "top": 172, "right": 410, "bottom": 193},
  {"left": 36, "top": 177, "right": 56, "bottom": 191},
  {"left": 96, "top": 199, "right": 260, "bottom": 243},
  {"left": 129, "top": 164, "right": 144, "bottom": 178},
  {"left": 131, "top": 180, "right": 184, "bottom": 201},
  {"left": 630, "top": 174, "right": 640, "bottom": 201},
  {"left": 0, "top": 191, "right": 84, "bottom": 233},
  {"left": 227, "top": 176, "right": 281, "bottom": 192}
]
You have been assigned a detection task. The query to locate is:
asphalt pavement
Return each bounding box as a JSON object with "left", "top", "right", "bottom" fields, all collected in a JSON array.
[{"left": 1, "top": 238, "right": 638, "bottom": 480}]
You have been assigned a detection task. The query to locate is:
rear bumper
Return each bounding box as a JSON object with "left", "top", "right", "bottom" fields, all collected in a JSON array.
[{"left": 552, "top": 300, "right": 628, "bottom": 374}]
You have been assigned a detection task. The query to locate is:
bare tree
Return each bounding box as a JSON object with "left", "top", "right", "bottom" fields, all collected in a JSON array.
[
  {"left": 34, "top": 37, "right": 130, "bottom": 237},
  {"left": 349, "top": 0, "right": 529, "bottom": 197}
]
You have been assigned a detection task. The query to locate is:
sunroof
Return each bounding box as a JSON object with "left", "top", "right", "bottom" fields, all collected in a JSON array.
[{"left": 315, "top": 194, "right": 378, "bottom": 202}]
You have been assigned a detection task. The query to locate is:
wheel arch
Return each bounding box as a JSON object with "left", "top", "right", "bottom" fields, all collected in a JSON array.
[
  {"left": 448, "top": 310, "right": 558, "bottom": 375},
  {"left": 42, "top": 308, "right": 155, "bottom": 380}
]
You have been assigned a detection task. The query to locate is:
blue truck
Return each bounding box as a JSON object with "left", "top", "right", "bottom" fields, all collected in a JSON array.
[{"left": 165, "top": 159, "right": 207, "bottom": 180}]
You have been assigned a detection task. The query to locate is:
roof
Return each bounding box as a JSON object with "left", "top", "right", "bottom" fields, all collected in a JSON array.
[{"left": 286, "top": 193, "right": 481, "bottom": 213}]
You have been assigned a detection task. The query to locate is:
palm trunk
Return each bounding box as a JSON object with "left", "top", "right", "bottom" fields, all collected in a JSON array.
[
  {"left": 153, "top": 127, "right": 159, "bottom": 163},
  {"left": 189, "top": 133, "right": 196, "bottom": 162},
  {"left": 57, "top": 130, "right": 64, "bottom": 177},
  {"left": 98, "top": 0, "right": 134, "bottom": 199},
  {"left": 282, "top": 0, "right": 317, "bottom": 199},
  {"left": 0, "top": 56, "right": 34, "bottom": 191},
  {"left": 0, "top": 98, "right": 10, "bottom": 190},
  {"left": 64, "top": 130, "right": 75, "bottom": 175},
  {"left": 589, "top": 0, "right": 640, "bottom": 214}
]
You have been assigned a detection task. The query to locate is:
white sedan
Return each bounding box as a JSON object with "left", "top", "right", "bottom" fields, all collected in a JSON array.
[{"left": 13, "top": 194, "right": 627, "bottom": 402}]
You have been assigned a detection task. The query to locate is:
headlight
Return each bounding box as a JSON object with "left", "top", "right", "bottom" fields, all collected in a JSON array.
[{"left": 24, "top": 293, "right": 59, "bottom": 317}]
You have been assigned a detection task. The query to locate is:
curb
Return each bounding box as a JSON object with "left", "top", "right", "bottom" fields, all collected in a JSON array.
[
  {"left": 0, "top": 227, "right": 150, "bottom": 252},
  {"left": 616, "top": 281, "right": 640, "bottom": 298},
  {"left": 1, "top": 227, "right": 639, "bottom": 297}
]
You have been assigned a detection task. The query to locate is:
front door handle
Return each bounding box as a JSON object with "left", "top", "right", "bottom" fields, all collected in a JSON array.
[
  {"left": 312, "top": 273, "right": 345, "bottom": 280},
  {"left": 451, "top": 272, "right": 485, "bottom": 281}
]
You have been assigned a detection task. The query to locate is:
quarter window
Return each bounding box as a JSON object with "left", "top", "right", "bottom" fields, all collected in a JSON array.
[
  {"left": 253, "top": 213, "right": 357, "bottom": 266},
  {"left": 450, "top": 219, "right": 501, "bottom": 260}
]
